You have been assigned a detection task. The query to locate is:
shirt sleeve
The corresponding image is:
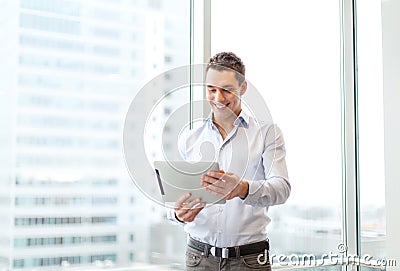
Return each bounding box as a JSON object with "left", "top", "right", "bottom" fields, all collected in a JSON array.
[{"left": 242, "top": 124, "right": 291, "bottom": 207}]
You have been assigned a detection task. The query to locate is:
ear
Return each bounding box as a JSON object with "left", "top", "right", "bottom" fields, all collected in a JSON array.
[{"left": 240, "top": 81, "right": 247, "bottom": 96}]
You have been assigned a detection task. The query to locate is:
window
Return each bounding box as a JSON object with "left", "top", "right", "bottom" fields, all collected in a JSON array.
[
  {"left": 0, "top": 0, "right": 190, "bottom": 270},
  {"left": 1, "top": 0, "right": 395, "bottom": 270},
  {"left": 357, "top": 0, "right": 386, "bottom": 261},
  {"left": 129, "top": 252, "right": 135, "bottom": 262},
  {"left": 20, "top": 13, "right": 80, "bottom": 35},
  {"left": 212, "top": 0, "right": 342, "bottom": 266}
]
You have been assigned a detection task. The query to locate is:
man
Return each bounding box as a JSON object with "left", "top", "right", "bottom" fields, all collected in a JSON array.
[{"left": 168, "top": 52, "right": 290, "bottom": 270}]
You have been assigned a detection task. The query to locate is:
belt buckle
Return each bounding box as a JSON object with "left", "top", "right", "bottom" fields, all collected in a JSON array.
[
  {"left": 221, "top": 247, "right": 229, "bottom": 258},
  {"left": 210, "top": 247, "right": 229, "bottom": 258}
]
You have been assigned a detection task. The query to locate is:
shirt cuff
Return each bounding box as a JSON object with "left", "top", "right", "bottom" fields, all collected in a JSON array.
[
  {"left": 242, "top": 180, "right": 268, "bottom": 206},
  {"left": 166, "top": 209, "right": 186, "bottom": 225}
]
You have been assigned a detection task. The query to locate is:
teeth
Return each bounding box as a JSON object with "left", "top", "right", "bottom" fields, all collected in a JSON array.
[{"left": 215, "top": 104, "right": 226, "bottom": 109}]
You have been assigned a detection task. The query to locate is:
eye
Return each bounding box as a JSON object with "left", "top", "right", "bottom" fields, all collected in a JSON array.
[{"left": 208, "top": 88, "right": 216, "bottom": 93}]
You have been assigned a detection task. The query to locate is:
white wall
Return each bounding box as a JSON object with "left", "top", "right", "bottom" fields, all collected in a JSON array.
[{"left": 382, "top": 0, "right": 400, "bottom": 269}]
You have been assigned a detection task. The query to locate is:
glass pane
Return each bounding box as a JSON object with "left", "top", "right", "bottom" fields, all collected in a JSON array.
[
  {"left": 211, "top": 0, "right": 342, "bottom": 267},
  {"left": 0, "top": 0, "right": 189, "bottom": 270},
  {"left": 357, "top": 0, "right": 386, "bottom": 262},
  {"left": 362, "top": 267, "right": 386, "bottom": 271}
]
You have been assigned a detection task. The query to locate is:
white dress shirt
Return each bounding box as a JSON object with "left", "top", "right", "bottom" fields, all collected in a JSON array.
[{"left": 167, "top": 110, "right": 290, "bottom": 247}]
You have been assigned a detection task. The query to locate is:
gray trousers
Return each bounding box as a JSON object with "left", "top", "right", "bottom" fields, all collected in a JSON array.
[{"left": 185, "top": 245, "right": 271, "bottom": 271}]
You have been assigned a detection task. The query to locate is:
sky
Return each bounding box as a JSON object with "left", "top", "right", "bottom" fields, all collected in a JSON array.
[{"left": 210, "top": 0, "right": 385, "bottom": 207}]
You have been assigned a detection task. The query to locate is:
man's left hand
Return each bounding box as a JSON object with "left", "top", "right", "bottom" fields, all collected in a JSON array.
[{"left": 200, "top": 170, "right": 249, "bottom": 200}]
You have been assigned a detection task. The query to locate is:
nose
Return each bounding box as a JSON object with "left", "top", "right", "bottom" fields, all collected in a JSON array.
[{"left": 214, "top": 89, "right": 225, "bottom": 102}]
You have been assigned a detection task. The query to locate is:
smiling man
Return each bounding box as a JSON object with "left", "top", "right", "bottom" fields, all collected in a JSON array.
[{"left": 168, "top": 52, "right": 291, "bottom": 270}]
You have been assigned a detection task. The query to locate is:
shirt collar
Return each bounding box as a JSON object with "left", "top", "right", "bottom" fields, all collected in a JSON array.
[
  {"left": 234, "top": 110, "right": 250, "bottom": 128},
  {"left": 206, "top": 110, "right": 250, "bottom": 128}
]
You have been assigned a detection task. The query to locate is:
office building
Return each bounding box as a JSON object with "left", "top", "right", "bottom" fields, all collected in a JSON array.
[{"left": 0, "top": 0, "right": 188, "bottom": 269}]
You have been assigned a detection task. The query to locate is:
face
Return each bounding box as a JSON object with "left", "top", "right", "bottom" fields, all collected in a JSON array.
[{"left": 205, "top": 68, "right": 247, "bottom": 123}]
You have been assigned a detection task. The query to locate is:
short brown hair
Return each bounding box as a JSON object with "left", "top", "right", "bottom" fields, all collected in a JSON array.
[{"left": 207, "top": 52, "right": 246, "bottom": 84}]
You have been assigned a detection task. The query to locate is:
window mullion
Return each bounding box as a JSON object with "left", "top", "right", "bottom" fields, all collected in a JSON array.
[{"left": 340, "top": 0, "right": 361, "bottom": 271}]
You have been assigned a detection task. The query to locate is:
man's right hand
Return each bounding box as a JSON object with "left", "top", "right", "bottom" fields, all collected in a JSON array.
[{"left": 174, "top": 193, "right": 205, "bottom": 223}]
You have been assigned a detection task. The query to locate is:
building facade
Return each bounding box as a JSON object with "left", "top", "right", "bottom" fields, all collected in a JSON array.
[{"left": 0, "top": 0, "right": 189, "bottom": 269}]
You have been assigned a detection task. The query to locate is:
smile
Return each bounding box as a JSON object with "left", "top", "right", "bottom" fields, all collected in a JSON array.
[{"left": 214, "top": 103, "right": 228, "bottom": 109}]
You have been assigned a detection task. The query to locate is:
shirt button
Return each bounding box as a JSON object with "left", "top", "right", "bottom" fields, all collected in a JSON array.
[{"left": 218, "top": 229, "right": 222, "bottom": 233}]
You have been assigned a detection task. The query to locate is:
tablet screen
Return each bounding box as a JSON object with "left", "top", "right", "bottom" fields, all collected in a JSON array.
[{"left": 154, "top": 160, "right": 226, "bottom": 206}]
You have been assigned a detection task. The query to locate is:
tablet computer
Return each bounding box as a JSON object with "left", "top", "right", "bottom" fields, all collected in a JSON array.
[{"left": 154, "top": 160, "right": 226, "bottom": 206}]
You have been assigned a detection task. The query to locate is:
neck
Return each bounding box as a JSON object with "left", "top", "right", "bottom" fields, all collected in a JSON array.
[{"left": 212, "top": 114, "right": 238, "bottom": 140}]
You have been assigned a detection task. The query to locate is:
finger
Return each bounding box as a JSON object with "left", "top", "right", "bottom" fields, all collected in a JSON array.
[
  {"left": 176, "top": 201, "right": 205, "bottom": 221},
  {"left": 207, "top": 179, "right": 238, "bottom": 197},
  {"left": 175, "top": 203, "right": 193, "bottom": 220},
  {"left": 201, "top": 174, "right": 225, "bottom": 185},
  {"left": 179, "top": 202, "right": 206, "bottom": 222},
  {"left": 180, "top": 197, "right": 202, "bottom": 210},
  {"left": 175, "top": 193, "right": 192, "bottom": 207},
  {"left": 204, "top": 185, "right": 227, "bottom": 198},
  {"left": 201, "top": 173, "right": 219, "bottom": 183},
  {"left": 201, "top": 180, "right": 226, "bottom": 191},
  {"left": 205, "top": 171, "right": 225, "bottom": 179},
  {"left": 189, "top": 203, "right": 206, "bottom": 216},
  {"left": 220, "top": 173, "right": 238, "bottom": 183}
]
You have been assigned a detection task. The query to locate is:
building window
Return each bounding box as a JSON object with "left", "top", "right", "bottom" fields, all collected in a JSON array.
[
  {"left": 164, "top": 55, "right": 172, "bottom": 64},
  {"left": 13, "top": 259, "right": 24, "bottom": 268}
]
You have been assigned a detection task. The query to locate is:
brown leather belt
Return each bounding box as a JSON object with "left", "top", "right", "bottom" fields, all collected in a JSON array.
[{"left": 188, "top": 237, "right": 269, "bottom": 259}]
